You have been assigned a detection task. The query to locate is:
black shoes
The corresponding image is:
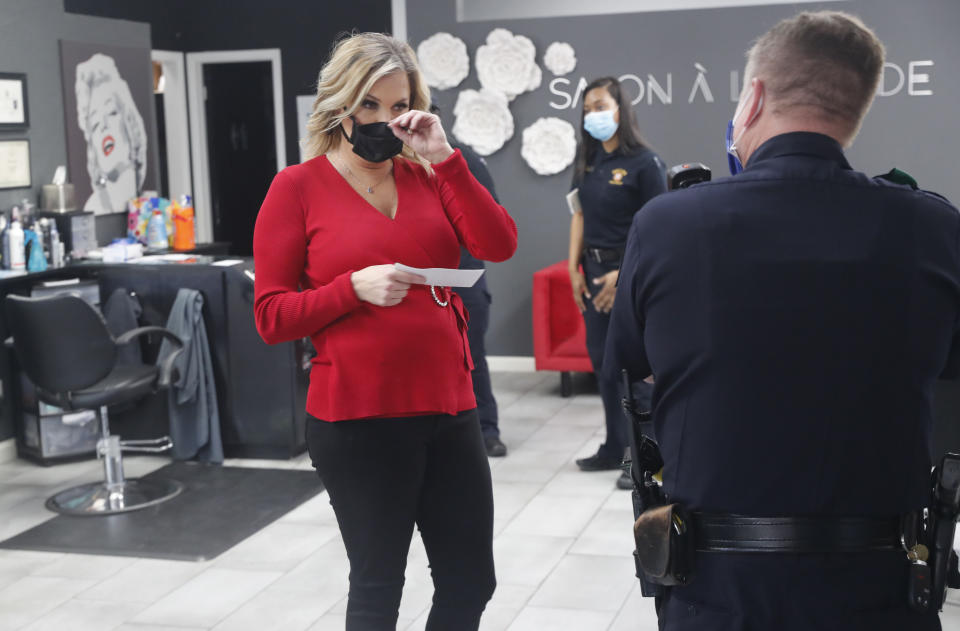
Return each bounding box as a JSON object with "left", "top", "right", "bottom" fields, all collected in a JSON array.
[
  {"left": 484, "top": 436, "right": 507, "bottom": 458},
  {"left": 577, "top": 449, "right": 633, "bottom": 489},
  {"left": 575, "top": 452, "right": 623, "bottom": 472}
]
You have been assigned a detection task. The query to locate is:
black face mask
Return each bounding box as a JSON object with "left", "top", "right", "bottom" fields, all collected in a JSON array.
[{"left": 341, "top": 118, "right": 404, "bottom": 163}]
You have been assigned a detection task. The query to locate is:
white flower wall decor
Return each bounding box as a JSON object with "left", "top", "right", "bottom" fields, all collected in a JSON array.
[
  {"left": 417, "top": 32, "right": 470, "bottom": 90},
  {"left": 452, "top": 88, "right": 515, "bottom": 157},
  {"left": 475, "top": 28, "right": 542, "bottom": 101},
  {"left": 521, "top": 117, "right": 577, "bottom": 176},
  {"left": 543, "top": 42, "right": 577, "bottom": 76}
]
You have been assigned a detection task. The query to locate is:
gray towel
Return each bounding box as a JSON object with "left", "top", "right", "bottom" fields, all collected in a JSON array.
[{"left": 158, "top": 289, "right": 223, "bottom": 463}]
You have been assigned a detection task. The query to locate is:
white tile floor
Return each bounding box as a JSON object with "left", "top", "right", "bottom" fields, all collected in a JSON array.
[{"left": 0, "top": 370, "right": 957, "bottom": 631}]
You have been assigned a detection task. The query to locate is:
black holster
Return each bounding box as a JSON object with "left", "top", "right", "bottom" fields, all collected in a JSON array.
[
  {"left": 633, "top": 502, "right": 696, "bottom": 586},
  {"left": 621, "top": 370, "right": 696, "bottom": 594},
  {"left": 923, "top": 452, "right": 960, "bottom": 612}
]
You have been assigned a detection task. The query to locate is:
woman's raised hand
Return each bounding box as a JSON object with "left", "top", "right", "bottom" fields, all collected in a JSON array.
[
  {"left": 388, "top": 111, "right": 455, "bottom": 164},
  {"left": 351, "top": 265, "right": 426, "bottom": 307}
]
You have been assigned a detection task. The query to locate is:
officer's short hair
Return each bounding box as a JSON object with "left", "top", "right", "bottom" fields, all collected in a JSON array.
[{"left": 744, "top": 11, "right": 885, "bottom": 135}]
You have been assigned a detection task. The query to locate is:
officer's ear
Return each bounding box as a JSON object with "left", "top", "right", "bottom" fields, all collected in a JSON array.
[{"left": 742, "top": 78, "right": 765, "bottom": 129}]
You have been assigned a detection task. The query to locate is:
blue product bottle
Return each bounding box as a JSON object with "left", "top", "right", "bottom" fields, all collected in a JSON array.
[
  {"left": 25, "top": 230, "right": 47, "bottom": 273},
  {"left": 146, "top": 209, "right": 168, "bottom": 250}
]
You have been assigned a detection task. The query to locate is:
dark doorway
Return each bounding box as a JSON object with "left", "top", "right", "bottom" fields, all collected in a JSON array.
[{"left": 203, "top": 61, "right": 277, "bottom": 256}]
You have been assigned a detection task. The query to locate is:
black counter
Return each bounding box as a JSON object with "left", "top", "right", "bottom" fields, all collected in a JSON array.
[{"left": 0, "top": 255, "right": 309, "bottom": 462}]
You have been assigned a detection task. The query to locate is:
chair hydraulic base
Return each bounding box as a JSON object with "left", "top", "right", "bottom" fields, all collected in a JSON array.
[
  {"left": 44, "top": 405, "right": 183, "bottom": 516},
  {"left": 45, "top": 477, "right": 183, "bottom": 516}
]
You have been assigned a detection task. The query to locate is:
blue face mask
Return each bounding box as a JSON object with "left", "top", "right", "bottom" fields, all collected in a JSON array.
[
  {"left": 584, "top": 109, "right": 619, "bottom": 142},
  {"left": 725, "top": 87, "right": 761, "bottom": 175},
  {"left": 725, "top": 119, "right": 743, "bottom": 175}
]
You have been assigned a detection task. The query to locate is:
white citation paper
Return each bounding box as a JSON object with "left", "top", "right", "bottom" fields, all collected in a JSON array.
[
  {"left": 394, "top": 263, "right": 485, "bottom": 287},
  {"left": 566, "top": 188, "right": 583, "bottom": 215}
]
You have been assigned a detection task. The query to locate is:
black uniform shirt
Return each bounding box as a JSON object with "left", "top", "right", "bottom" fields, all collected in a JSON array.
[
  {"left": 575, "top": 146, "right": 666, "bottom": 251},
  {"left": 452, "top": 142, "right": 499, "bottom": 271},
  {"left": 605, "top": 132, "right": 960, "bottom": 518}
]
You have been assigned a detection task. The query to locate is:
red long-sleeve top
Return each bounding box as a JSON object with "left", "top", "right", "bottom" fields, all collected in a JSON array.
[{"left": 253, "top": 150, "right": 518, "bottom": 422}]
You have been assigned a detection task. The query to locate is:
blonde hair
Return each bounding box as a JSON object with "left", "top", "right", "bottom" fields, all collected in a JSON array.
[
  {"left": 302, "top": 32, "right": 431, "bottom": 166},
  {"left": 743, "top": 11, "right": 885, "bottom": 139}
]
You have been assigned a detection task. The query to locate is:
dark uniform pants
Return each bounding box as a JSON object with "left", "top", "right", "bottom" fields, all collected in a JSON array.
[
  {"left": 657, "top": 551, "right": 942, "bottom": 631},
  {"left": 454, "top": 280, "right": 500, "bottom": 439},
  {"left": 582, "top": 257, "right": 652, "bottom": 460}
]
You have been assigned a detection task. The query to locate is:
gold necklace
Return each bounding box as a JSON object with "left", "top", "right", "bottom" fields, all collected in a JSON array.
[{"left": 330, "top": 153, "right": 393, "bottom": 194}]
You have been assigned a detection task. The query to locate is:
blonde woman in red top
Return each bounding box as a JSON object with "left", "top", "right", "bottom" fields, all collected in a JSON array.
[{"left": 253, "top": 33, "right": 517, "bottom": 631}]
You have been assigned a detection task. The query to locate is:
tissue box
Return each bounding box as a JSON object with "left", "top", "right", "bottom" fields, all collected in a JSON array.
[{"left": 41, "top": 184, "right": 76, "bottom": 212}]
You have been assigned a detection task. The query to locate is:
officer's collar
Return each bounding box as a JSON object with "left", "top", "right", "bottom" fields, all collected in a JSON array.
[
  {"left": 592, "top": 143, "right": 643, "bottom": 164},
  {"left": 746, "top": 132, "right": 851, "bottom": 170},
  {"left": 594, "top": 145, "right": 623, "bottom": 161}
]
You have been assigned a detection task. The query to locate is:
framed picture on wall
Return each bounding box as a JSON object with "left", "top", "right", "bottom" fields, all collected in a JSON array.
[
  {"left": 0, "top": 73, "right": 29, "bottom": 129},
  {"left": 0, "top": 140, "right": 31, "bottom": 189},
  {"left": 59, "top": 41, "right": 158, "bottom": 215}
]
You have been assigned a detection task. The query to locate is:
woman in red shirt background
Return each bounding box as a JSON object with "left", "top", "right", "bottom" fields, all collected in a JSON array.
[{"left": 253, "top": 32, "right": 517, "bottom": 630}]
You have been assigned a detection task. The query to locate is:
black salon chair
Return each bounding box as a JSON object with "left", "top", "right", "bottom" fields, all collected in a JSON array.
[{"left": 5, "top": 294, "right": 185, "bottom": 516}]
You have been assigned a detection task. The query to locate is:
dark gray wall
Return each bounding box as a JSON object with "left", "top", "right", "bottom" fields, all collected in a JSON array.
[
  {"left": 407, "top": 0, "right": 960, "bottom": 356},
  {"left": 0, "top": 0, "right": 154, "bottom": 442},
  {"left": 0, "top": 0, "right": 156, "bottom": 215}
]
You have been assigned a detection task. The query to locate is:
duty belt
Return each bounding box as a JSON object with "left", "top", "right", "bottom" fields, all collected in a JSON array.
[
  {"left": 693, "top": 513, "right": 901, "bottom": 553},
  {"left": 584, "top": 247, "right": 624, "bottom": 264}
]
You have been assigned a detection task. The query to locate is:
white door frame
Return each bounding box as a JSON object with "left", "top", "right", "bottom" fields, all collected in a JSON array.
[
  {"left": 186, "top": 49, "right": 286, "bottom": 244},
  {"left": 151, "top": 50, "right": 192, "bottom": 203},
  {"left": 391, "top": 0, "right": 407, "bottom": 40}
]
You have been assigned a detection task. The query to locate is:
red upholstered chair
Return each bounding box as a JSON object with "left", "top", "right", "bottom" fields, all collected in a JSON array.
[{"left": 532, "top": 261, "right": 593, "bottom": 396}]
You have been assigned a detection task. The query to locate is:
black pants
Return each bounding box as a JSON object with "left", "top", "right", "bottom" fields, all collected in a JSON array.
[
  {"left": 582, "top": 257, "right": 654, "bottom": 460},
  {"left": 306, "top": 409, "right": 496, "bottom": 631},
  {"left": 454, "top": 280, "right": 500, "bottom": 438},
  {"left": 657, "top": 551, "right": 942, "bottom": 630}
]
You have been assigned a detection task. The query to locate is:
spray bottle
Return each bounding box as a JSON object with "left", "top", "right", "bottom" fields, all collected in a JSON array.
[{"left": 8, "top": 210, "right": 25, "bottom": 272}]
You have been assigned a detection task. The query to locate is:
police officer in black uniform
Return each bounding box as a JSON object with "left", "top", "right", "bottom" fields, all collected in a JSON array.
[
  {"left": 431, "top": 105, "right": 506, "bottom": 457},
  {"left": 606, "top": 11, "right": 955, "bottom": 630},
  {"left": 569, "top": 77, "right": 666, "bottom": 488},
  {"left": 453, "top": 144, "right": 506, "bottom": 457}
]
